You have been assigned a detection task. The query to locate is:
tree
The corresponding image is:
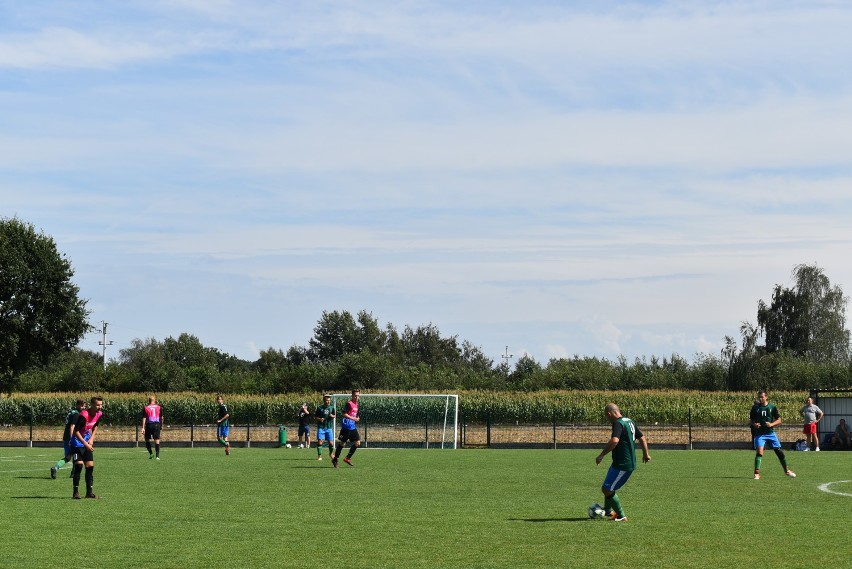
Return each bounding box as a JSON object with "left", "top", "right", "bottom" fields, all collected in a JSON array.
[
  {"left": 757, "top": 264, "right": 850, "bottom": 364},
  {"left": 0, "top": 218, "right": 91, "bottom": 393}
]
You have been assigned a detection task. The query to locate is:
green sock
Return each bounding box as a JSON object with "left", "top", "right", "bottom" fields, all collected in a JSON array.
[
  {"left": 754, "top": 455, "right": 762, "bottom": 472},
  {"left": 611, "top": 494, "right": 624, "bottom": 518},
  {"left": 53, "top": 459, "right": 66, "bottom": 470},
  {"left": 218, "top": 438, "right": 228, "bottom": 447}
]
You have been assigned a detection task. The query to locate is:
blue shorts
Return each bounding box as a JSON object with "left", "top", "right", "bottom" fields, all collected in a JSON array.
[
  {"left": 602, "top": 466, "right": 633, "bottom": 492},
  {"left": 316, "top": 428, "right": 334, "bottom": 442},
  {"left": 754, "top": 433, "right": 781, "bottom": 450},
  {"left": 217, "top": 424, "right": 230, "bottom": 438}
]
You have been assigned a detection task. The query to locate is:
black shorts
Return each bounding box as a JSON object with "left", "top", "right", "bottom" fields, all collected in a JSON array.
[
  {"left": 338, "top": 427, "right": 360, "bottom": 443},
  {"left": 145, "top": 422, "right": 162, "bottom": 439},
  {"left": 71, "top": 447, "right": 94, "bottom": 463},
  {"left": 298, "top": 425, "right": 310, "bottom": 436}
]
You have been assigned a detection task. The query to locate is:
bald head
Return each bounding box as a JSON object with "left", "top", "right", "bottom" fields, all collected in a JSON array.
[{"left": 604, "top": 403, "right": 622, "bottom": 422}]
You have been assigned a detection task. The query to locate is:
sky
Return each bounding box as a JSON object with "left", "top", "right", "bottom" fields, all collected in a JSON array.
[{"left": 3, "top": 1, "right": 852, "bottom": 367}]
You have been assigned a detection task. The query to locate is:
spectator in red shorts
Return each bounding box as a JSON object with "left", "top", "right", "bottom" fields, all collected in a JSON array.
[{"left": 800, "top": 397, "right": 824, "bottom": 451}]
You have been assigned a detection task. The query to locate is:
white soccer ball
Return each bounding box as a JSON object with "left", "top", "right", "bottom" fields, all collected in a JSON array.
[
  {"left": 298, "top": 443, "right": 304, "bottom": 448},
  {"left": 588, "top": 503, "right": 606, "bottom": 519},
  {"left": 285, "top": 443, "right": 292, "bottom": 448}
]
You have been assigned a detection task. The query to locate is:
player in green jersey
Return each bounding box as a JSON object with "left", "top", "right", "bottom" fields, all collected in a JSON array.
[
  {"left": 314, "top": 395, "right": 336, "bottom": 460},
  {"left": 595, "top": 403, "right": 651, "bottom": 521},
  {"left": 750, "top": 390, "right": 795, "bottom": 480}
]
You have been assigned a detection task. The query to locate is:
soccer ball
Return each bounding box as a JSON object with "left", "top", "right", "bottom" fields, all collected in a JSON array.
[
  {"left": 588, "top": 503, "right": 606, "bottom": 519},
  {"left": 285, "top": 443, "right": 292, "bottom": 448},
  {"left": 298, "top": 443, "right": 304, "bottom": 448}
]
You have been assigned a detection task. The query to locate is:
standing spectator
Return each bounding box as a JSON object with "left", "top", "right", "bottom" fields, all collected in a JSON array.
[
  {"left": 332, "top": 389, "right": 361, "bottom": 468},
  {"left": 70, "top": 396, "right": 104, "bottom": 499},
  {"left": 595, "top": 403, "right": 651, "bottom": 521},
  {"left": 142, "top": 395, "right": 163, "bottom": 460},
  {"left": 215, "top": 394, "right": 230, "bottom": 456},
  {"left": 800, "top": 397, "right": 824, "bottom": 451},
  {"left": 314, "top": 395, "right": 336, "bottom": 461},
  {"left": 830, "top": 418, "right": 850, "bottom": 450},
  {"left": 750, "top": 390, "right": 796, "bottom": 479},
  {"left": 297, "top": 403, "right": 312, "bottom": 449},
  {"left": 51, "top": 398, "right": 86, "bottom": 479}
]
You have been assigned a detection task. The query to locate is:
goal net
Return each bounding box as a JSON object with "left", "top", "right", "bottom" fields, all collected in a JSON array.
[{"left": 330, "top": 393, "right": 459, "bottom": 449}]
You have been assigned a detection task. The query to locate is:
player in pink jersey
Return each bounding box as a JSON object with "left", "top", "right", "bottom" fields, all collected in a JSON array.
[
  {"left": 332, "top": 389, "right": 361, "bottom": 468},
  {"left": 70, "top": 396, "right": 104, "bottom": 499},
  {"left": 142, "top": 395, "right": 163, "bottom": 460}
]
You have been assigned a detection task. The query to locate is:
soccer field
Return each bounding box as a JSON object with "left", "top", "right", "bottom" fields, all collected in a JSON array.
[{"left": 1, "top": 446, "right": 849, "bottom": 569}]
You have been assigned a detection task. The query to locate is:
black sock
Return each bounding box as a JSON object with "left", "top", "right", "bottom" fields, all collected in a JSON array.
[
  {"left": 347, "top": 446, "right": 357, "bottom": 459},
  {"left": 85, "top": 466, "right": 94, "bottom": 494},
  {"left": 72, "top": 463, "right": 83, "bottom": 487},
  {"left": 146, "top": 441, "right": 152, "bottom": 454},
  {"left": 155, "top": 443, "right": 160, "bottom": 457},
  {"left": 334, "top": 443, "right": 342, "bottom": 459}
]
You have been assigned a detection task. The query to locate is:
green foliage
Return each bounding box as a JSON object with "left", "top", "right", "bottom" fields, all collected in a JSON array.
[
  {"left": 0, "top": 390, "right": 808, "bottom": 427},
  {"left": 0, "top": 217, "right": 91, "bottom": 394}
]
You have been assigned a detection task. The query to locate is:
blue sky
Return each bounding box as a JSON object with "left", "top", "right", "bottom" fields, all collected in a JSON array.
[{"left": 3, "top": 1, "right": 852, "bottom": 366}]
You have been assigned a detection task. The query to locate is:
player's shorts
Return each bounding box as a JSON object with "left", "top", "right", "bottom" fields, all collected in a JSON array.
[
  {"left": 602, "top": 466, "right": 633, "bottom": 492},
  {"left": 316, "top": 427, "right": 334, "bottom": 442},
  {"left": 217, "top": 424, "right": 230, "bottom": 438},
  {"left": 338, "top": 427, "right": 360, "bottom": 443},
  {"left": 754, "top": 433, "right": 782, "bottom": 450},
  {"left": 802, "top": 423, "right": 817, "bottom": 435},
  {"left": 298, "top": 425, "right": 311, "bottom": 437},
  {"left": 70, "top": 446, "right": 94, "bottom": 463},
  {"left": 145, "top": 422, "right": 162, "bottom": 439}
]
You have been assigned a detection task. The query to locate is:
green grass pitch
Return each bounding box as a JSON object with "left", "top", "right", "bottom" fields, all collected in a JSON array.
[{"left": 1, "top": 446, "right": 849, "bottom": 568}]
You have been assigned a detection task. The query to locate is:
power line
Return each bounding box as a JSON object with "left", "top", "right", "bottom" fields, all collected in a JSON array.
[{"left": 98, "top": 321, "right": 114, "bottom": 369}]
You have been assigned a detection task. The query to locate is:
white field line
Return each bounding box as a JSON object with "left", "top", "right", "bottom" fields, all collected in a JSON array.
[{"left": 817, "top": 480, "right": 852, "bottom": 497}]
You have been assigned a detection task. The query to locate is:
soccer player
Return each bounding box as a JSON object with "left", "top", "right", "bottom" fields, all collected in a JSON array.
[
  {"left": 800, "top": 397, "right": 823, "bottom": 451},
  {"left": 595, "top": 403, "right": 651, "bottom": 522},
  {"left": 314, "top": 395, "right": 336, "bottom": 461},
  {"left": 215, "top": 394, "right": 231, "bottom": 456},
  {"left": 332, "top": 389, "right": 360, "bottom": 468},
  {"left": 297, "top": 402, "right": 311, "bottom": 448},
  {"left": 51, "top": 398, "right": 86, "bottom": 479},
  {"left": 70, "top": 396, "right": 104, "bottom": 499},
  {"left": 142, "top": 395, "right": 163, "bottom": 459},
  {"left": 750, "top": 390, "right": 796, "bottom": 480}
]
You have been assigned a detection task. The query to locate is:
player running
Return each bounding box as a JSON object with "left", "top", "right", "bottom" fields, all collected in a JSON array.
[
  {"left": 215, "top": 394, "right": 231, "bottom": 456},
  {"left": 51, "top": 398, "right": 86, "bottom": 479},
  {"left": 332, "top": 389, "right": 360, "bottom": 468},
  {"left": 314, "top": 395, "right": 336, "bottom": 461},
  {"left": 70, "top": 396, "right": 104, "bottom": 499},
  {"left": 142, "top": 395, "right": 163, "bottom": 460},
  {"left": 750, "top": 390, "right": 796, "bottom": 480},
  {"left": 595, "top": 403, "right": 651, "bottom": 522}
]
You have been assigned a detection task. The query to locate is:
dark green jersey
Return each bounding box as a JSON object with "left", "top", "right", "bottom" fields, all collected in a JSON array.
[
  {"left": 217, "top": 403, "right": 230, "bottom": 427},
  {"left": 750, "top": 403, "right": 779, "bottom": 436},
  {"left": 610, "top": 417, "right": 643, "bottom": 471},
  {"left": 62, "top": 409, "right": 80, "bottom": 442},
  {"left": 315, "top": 404, "right": 335, "bottom": 427}
]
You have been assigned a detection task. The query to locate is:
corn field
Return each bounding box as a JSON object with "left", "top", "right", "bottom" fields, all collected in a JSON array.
[{"left": 0, "top": 390, "right": 807, "bottom": 427}]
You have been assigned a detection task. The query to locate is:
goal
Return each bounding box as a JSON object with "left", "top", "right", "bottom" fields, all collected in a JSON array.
[{"left": 330, "top": 393, "right": 459, "bottom": 449}]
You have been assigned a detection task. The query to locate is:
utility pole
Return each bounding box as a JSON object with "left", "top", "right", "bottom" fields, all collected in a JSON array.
[
  {"left": 501, "top": 345, "right": 513, "bottom": 374},
  {"left": 98, "top": 321, "right": 114, "bottom": 369}
]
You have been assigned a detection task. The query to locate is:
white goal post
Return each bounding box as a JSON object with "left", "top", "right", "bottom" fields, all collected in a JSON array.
[{"left": 330, "top": 393, "right": 459, "bottom": 449}]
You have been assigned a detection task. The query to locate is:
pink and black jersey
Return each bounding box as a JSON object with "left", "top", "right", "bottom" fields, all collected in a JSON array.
[
  {"left": 341, "top": 400, "right": 359, "bottom": 430},
  {"left": 71, "top": 409, "right": 102, "bottom": 447},
  {"left": 144, "top": 404, "right": 162, "bottom": 423}
]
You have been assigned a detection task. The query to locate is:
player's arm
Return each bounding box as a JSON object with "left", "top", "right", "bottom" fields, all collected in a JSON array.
[
  {"left": 768, "top": 407, "right": 782, "bottom": 428},
  {"left": 637, "top": 434, "right": 651, "bottom": 463},
  {"left": 595, "top": 435, "right": 619, "bottom": 465},
  {"left": 141, "top": 411, "right": 147, "bottom": 431},
  {"left": 816, "top": 408, "right": 824, "bottom": 422}
]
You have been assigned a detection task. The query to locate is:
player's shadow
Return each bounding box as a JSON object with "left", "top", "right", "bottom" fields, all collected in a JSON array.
[
  {"left": 510, "top": 517, "right": 589, "bottom": 523},
  {"left": 11, "top": 496, "right": 65, "bottom": 500}
]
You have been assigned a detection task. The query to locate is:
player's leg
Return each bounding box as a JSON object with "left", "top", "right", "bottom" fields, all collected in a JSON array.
[
  {"left": 84, "top": 457, "right": 97, "bottom": 499},
  {"left": 601, "top": 467, "right": 631, "bottom": 520},
  {"left": 343, "top": 431, "right": 361, "bottom": 465},
  {"left": 753, "top": 436, "right": 766, "bottom": 478},
  {"left": 71, "top": 450, "right": 84, "bottom": 499},
  {"left": 769, "top": 435, "right": 794, "bottom": 476}
]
